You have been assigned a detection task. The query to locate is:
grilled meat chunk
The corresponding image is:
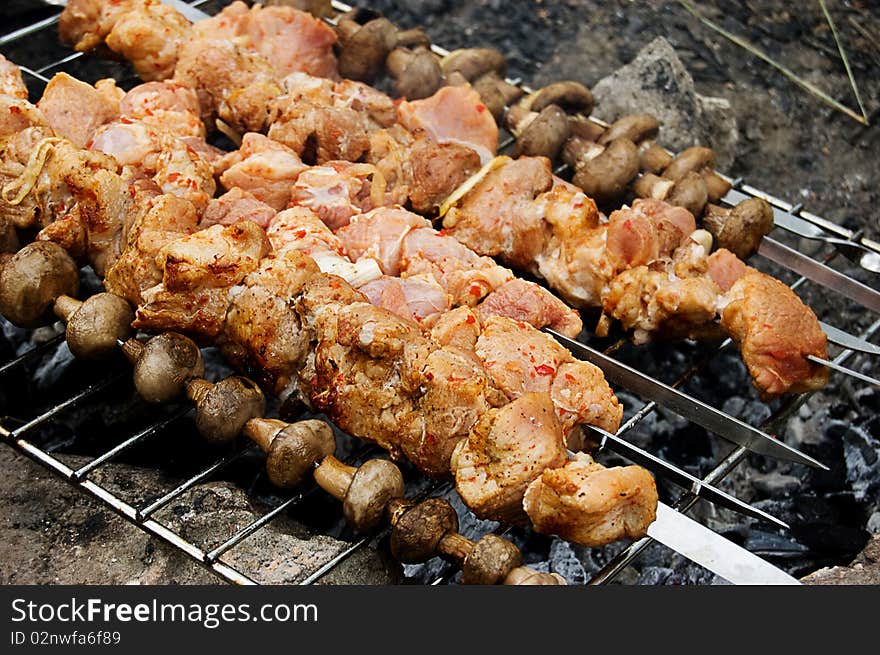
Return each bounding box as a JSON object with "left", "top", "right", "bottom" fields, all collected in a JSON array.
[
  {"left": 710, "top": 249, "right": 829, "bottom": 395},
  {"left": 474, "top": 316, "right": 622, "bottom": 436},
  {"left": 0, "top": 54, "right": 28, "bottom": 99},
  {"left": 452, "top": 392, "right": 568, "bottom": 523},
  {"left": 218, "top": 133, "right": 307, "bottom": 210},
  {"left": 524, "top": 453, "right": 658, "bottom": 546},
  {"left": 397, "top": 85, "right": 498, "bottom": 163},
  {"left": 37, "top": 73, "right": 119, "bottom": 149}
]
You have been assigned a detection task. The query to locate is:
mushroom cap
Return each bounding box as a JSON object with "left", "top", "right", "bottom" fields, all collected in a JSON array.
[
  {"left": 390, "top": 498, "right": 458, "bottom": 563},
  {"left": 703, "top": 171, "right": 732, "bottom": 203},
  {"left": 343, "top": 459, "right": 405, "bottom": 532},
  {"left": 65, "top": 292, "right": 134, "bottom": 360},
  {"left": 461, "top": 534, "right": 523, "bottom": 585},
  {"left": 133, "top": 332, "right": 205, "bottom": 403},
  {"left": 667, "top": 171, "right": 709, "bottom": 217},
  {"left": 663, "top": 146, "right": 716, "bottom": 181},
  {"left": 568, "top": 115, "right": 605, "bottom": 142},
  {"left": 529, "top": 81, "right": 594, "bottom": 116},
  {"left": 572, "top": 137, "right": 640, "bottom": 205},
  {"left": 639, "top": 141, "right": 673, "bottom": 174},
  {"left": 598, "top": 114, "right": 659, "bottom": 146},
  {"left": 703, "top": 198, "right": 773, "bottom": 260},
  {"left": 472, "top": 73, "right": 523, "bottom": 123},
  {"left": 441, "top": 48, "right": 506, "bottom": 82},
  {"left": 513, "top": 104, "right": 571, "bottom": 159},
  {"left": 195, "top": 376, "right": 266, "bottom": 444},
  {"left": 337, "top": 17, "right": 397, "bottom": 83},
  {"left": 0, "top": 241, "right": 79, "bottom": 328},
  {"left": 503, "top": 566, "right": 567, "bottom": 585},
  {"left": 266, "top": 419, "right": 335, "bottom": 489},
  {"left": 387, "top": 46, "right": 443, "bottom": 100}
]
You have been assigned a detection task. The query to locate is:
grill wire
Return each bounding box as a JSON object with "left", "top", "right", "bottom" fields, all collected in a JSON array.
[{"left": 0, "top": 0, "right": 877, "bottom": 585}]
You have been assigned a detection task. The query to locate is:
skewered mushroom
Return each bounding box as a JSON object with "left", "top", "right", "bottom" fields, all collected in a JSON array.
[
  {"left": 527, "top": 80, "right": 594, "bottom": 116},
  {"left": 186, "top": 376, "right": 266, "bottom": 444},
  {"left": 122, "top": 332, "right": 204, "bottom": 403},
  {"left": 663, "top": 146, "right": 731, "bottom": 204},
  {"left": 53, "top": 292, "right": 134, "bottom": 360},
  {"left": 570, "top": 137, "right": 640, "bottom": 206},
  {"left": 503, "top": 566, "right": 566, "bottom": 585},
  {"left": 335, "top": 13, "right": 398, "bottom": 83},
  {"left": 386, "top": 45, "right": 443, "bottom": 100},
  {"left": 388, "top": 497, "right": 559, "bottom": 585},
  {"left": 702, "top": 198, "right": 774, "bottom": 260},
  {"left": 315, "top": 455, "right": 404, "bottom": 532},
  {"left": 595, "top": 113, "right": 671, "bottom": 173},
  {"left": 505, "top": 103, "right": 571, "bottom": 159},
  {"left": 243, "top": 417, "right": 335, "bottom": 489},
  {"left": 0, "top": 241, "right": 79, "bottom": 328},
  {"left": 633, "top": 171, "right": 709, "bottom": 217}
]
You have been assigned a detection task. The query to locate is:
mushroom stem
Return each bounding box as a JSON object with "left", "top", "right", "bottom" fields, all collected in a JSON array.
[
  {"left": 437, "top": 532, "right": 474, "bottom": 562},
  {"left": 121, "top": 338, "right": 144, "bottom": 364},
  {"left": 242, "top": 417, "right": 286, "bottom": 453},
  {"left": 185, "top": 378, "right": 213, "bottom": 407},
  {"left": 314, "top": 454, "right": 356, "bottom": 501},
  {"left": 53, "top": 295, "right": 82, "bottom": 323}
]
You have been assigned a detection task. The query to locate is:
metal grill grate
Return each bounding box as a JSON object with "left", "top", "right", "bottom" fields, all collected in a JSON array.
[{"left": 0, "top": 0, "right": 877, "bottom": 586}]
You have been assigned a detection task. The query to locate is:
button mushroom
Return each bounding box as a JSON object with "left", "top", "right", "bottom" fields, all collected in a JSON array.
[
  {"left": 503, "top": 566, "right": 567, "bottom": 585},
  {"left": 663, "top": 146, "right": 731, "bottom": 204},
  {"left": 527, "top": 80, "right": 594, "bottom": 117},
  {"left": 53, "top": 292, "right": 134, "bottom": 360},
  {"left": 633, "top": 170, "right": 709, "bottom": 217},
  {"left": 388, "top": 497, "right": 528, "bottom": 584},
  {"left": 702, "top": 198, "right": 774, "bottom": 260},
  {"left": 314, "top": 455, "right": 404, "bottom": 532},
  {"left": 335, "top": 13, "right": 398, "bottom": 83},
  {"left": 186, "top": 376, "right": 266, "bottom": 444},
  {"left": 570, "top": 137, "right": 640, "bottom": 206},
  {"left": 0, "top": 241, "right": 79, "bottom": 328},
  {"left": 506, "top": 103, "right": 571, "bottom": 159},
  {"left": 386, "top": 45, "right": 443, "bottom": 100},
  {"left": 389, "top": 497, "right": 458, "bottom": 563},
  {"left": 122, "top": 332, "right": 205, "bottom": 403},
  {"left": 596, "top": 113, "right": 671, "bottom": 173},
  {"left": 244, "top": 417, "right": 335, "bottom": 489}
]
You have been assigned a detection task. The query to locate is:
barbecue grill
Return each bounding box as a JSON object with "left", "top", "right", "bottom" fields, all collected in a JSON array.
[{"left": 1, "top": 0, "right": 878, "bottom": 586}]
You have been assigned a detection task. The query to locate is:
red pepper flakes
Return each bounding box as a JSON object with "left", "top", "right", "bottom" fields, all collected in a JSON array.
[
  {"left": 425, "top": 371, "right": 434, "bottom": 381},
  {"left": 564, "top": 373, "right": 576, "bottom": 383},
  {"left": 9, "top": 105, "right": 21, "bottom": 114},
  {"left": 476, "top": 104, "right": 487, "bottom": 113},
  {"left": 465, "top": 314, "right": 476, "bottom": 324},
  {"left": 330, "top": 279, "right": 340, "bottom": 288},
  {"left": 166, "top": 172, "right": 181, "bottom": 182},
  {"left": 535, "top": 364, "right": 555, "bottom": 376},
  {"left": 468, "top": 284, "right": 483, "bottom": 297}
]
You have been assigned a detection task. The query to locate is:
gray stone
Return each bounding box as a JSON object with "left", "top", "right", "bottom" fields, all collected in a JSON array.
[
  {"left": 592, "top": 37, "right": 739, "bottom": 169},
  {"left": 0, "top": 447, "right": 397, "bottom": 584},
  {"left": 802, "top": 534, "right": 880, "bottom": 585}
]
